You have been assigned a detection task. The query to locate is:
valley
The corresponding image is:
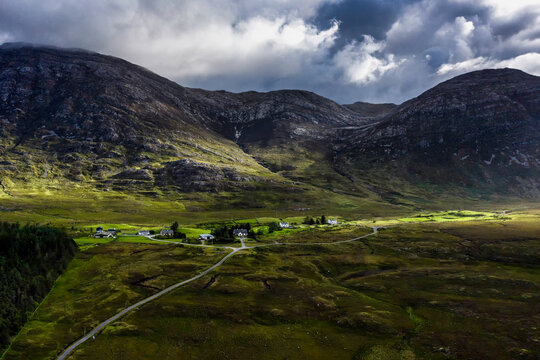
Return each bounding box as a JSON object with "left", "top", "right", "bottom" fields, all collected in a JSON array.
[
  {"left": 1, "top": 209, "right": 539, "bottom": 360},
  {"left": 0, "top": 44, "right": 539, "bottom": 360}
]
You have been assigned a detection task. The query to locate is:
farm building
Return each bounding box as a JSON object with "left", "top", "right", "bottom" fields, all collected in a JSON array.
[
  {"left": 94, "top": 231, "right": 115, "bottom": 239},
  {"left": 233, "top": 229, "right": 248, "bottom": 237}
]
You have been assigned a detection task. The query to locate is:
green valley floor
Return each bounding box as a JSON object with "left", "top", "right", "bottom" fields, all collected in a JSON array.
[{"left": 1, "top": 210, "right": 539, "bottom": 360}]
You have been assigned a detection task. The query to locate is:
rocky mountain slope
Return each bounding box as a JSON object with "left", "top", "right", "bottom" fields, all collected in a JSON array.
[
  {"left": 343, "top": 101, "right": 396, "bottom": 117},
  {"left": 0, "top": 44, "right": 366, "bottom": 200},
  {"left": 338, "top": 68, "right": 540, "bottom": 198},
  {"left": 0, "top": 43, "right": 539, "bottom": 208}
]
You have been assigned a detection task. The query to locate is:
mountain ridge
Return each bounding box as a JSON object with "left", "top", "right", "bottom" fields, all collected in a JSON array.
[{"left": 1, "top": 44, "right": 539, "bottom": 210}]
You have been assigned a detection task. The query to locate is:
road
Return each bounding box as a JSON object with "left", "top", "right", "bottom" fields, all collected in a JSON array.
[{"left": 56, "top": 227, "right": 377, "bottom": 360}]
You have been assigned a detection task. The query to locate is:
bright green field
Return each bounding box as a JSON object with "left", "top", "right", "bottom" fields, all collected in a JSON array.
[{"left": 3, "top": 211, "right": 539, "bottom": 360}]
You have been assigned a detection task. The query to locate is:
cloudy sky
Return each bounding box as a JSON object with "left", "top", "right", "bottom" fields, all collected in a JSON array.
[{"left": 1, "top": 0, "right": 539, "bottom": 104}]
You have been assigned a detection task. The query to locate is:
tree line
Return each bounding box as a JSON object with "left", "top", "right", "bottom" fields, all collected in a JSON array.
[
  {"left": 0, "top": 222, "right": 77, "bottom": 349},
  {"left": 303, "top": 215, "right": 327, "bottom": 225},
  {"left": 211, "top": 223, "right": 257, "bottom": 242}
]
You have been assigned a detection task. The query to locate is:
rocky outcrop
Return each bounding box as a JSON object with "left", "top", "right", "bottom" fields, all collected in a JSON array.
[
  {"left": 112, "top": 168, "right": 153, "bottom": 181},
  {"left": 155, "top": 159, "right": 254, "bottom": 192}
]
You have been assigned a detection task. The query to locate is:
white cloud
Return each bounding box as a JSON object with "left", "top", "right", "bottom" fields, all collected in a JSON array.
[
  {"left": 437, "top": 52, "right": 540, "bottom": 76},
  {"left": 478, "top": 0, "right": 540, "bottom": 17},
  {"left": 499, "top": 53, "right": 540, "bottom": 75},
  {"left": 0, "top": 0, "right": 341, "bottom": 83},
  {"left": 0, "top": 0, "right": 538, "bottom": 104},
  {"left": 434, "top": 16, "right": 476, "bottom": 61},
  {"left": 334, "top": 35, "right": 402, "bottom": 84},
  {"left": 119, "top": 16, "right": 339, "bottom": 80},
  {"left": 437, "top": 56, "right": 492, "bottom": 75},
  {"left": 0, "top": 33, "right": 11, "bottom": 44}
]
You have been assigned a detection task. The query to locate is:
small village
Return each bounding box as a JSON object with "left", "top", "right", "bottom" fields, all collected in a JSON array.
[{"left": 91, "top": 217, "right": 341, "bottom": 245}]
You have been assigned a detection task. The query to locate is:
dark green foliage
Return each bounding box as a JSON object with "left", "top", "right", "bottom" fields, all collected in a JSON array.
[
  {"left": 211, "top": 226, "right": 231, "bottom": 240},
  {"left": 211, "top": 223, "right": 252, "bottom": 241},
  {"left": 321, "top": 215, "right": 326, "bottom": 225},
  {"left": 0, "top": 222, "right": 76, "bottom": 350},
  {"left": 171, "top": 221, "right": 179, "bottom": 233},
  {"left": 248, "top": 230, "right": 257, "bottom": 239},
  {"left": 268, "top": 222, "right": 280, "bottom": 233}
]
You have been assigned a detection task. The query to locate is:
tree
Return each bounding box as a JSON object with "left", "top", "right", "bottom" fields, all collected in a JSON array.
[
  {"left": 0, "top": 222, "right": 76, "bottom": 349},
  {"left": 171, "top": 221, "right": 179, "bottom": 233},
  {"left": 321, "top": 215, "right": 326, "bottom": 225},
  {"left": 268, "top": 222, "right": 280, "bottom": 233},
  {"left": 212, "top": 225, "right": 232, "bottom": 240}
]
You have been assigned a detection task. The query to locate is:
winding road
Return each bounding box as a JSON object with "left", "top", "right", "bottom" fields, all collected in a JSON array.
[{"left": 56, "top": 227, "right": 378, "bottom": 359}]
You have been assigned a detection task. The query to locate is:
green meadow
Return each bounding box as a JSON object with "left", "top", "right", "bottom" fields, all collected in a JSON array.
[{"left": 2, "top": 209, "right": 539, "bottom": 360}]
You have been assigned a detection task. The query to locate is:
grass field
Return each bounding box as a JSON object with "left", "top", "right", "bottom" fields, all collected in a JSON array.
[
  {"left": 3, "top": 211, "right": 539, "bottom": 360},
  {"left": 2, "top": 243, "right": 230, "bottom": 360}
]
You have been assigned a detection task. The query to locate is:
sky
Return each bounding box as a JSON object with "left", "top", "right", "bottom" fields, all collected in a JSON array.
[{"left": 0, "top": 0, "right": 539, "bottom": 104}]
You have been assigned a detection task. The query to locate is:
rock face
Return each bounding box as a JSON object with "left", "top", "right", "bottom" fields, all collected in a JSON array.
[
  {"left": 155, "top": 159, "right": 255, "bottom": 192},
  {"left": 0, "top": 44, "right": 539, "bottom": 200}
]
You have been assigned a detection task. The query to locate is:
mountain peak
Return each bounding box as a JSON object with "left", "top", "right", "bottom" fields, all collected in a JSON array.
[{"left": 0, "top": 42, "right": 97, "bottom": 54}]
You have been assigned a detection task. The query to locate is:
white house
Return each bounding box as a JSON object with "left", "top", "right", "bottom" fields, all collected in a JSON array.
[
  {"left": 94, "top": 231, "right": 115, "bottom": 239},
  {"left": 199, "top": 234, "right": 215, "bottom": 241},
  {"left": 233, "top": 229, "right": 248, "bottom": 237},
  {"left": 327, "top": 219, "right": 338, "bottom": 225},
  {"left": 137, "top": 230, "right": 150, "bottom": 236},
  {"left": 279, "top": 222, "right": 290, "bottom": 228},
  {"left": 160, "top": 229, "right": 174, "bottom": 236}
]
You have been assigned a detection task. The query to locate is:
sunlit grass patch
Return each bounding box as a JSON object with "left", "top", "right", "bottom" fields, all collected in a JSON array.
[{"left": 398, "top": 210, "right": 503, "bottom": 223}]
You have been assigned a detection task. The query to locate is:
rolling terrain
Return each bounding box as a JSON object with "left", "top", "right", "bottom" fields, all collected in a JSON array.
[
  {"left": 2, "top": 211, "right": 539, "bottom": 360},
  {"left": 0, "top": 46, "right": 539, "bottom": 359},
  {"left": 0, "top": 43, "right": 539, "bottom": 219}
]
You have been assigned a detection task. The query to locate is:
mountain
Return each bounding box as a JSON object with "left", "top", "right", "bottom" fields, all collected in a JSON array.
[
  {"left": 0, "top": 44, "right": 374, "bottom": 211},
  {"left": 337, "top": 68, "right": 540, "bottom": 199},
  {"left": 343, "top": 101, "right": 397, "bottom": 117},
  {"left": 0, "top": 44, "right": 539, "bottom": 211}
]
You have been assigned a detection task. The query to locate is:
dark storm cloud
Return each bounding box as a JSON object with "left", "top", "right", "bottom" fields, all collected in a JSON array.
[
  {"left": 492, "top": 12, "right": 539, "bottom": 39},
  {"left": 314, "top": 0, "right": 420, "bottom": 43},
  {"left": 384, "top": 1, "right": 491, "bottom": 56},
  {"left": 0, "top": 0, "right": 539, "bottom": 104}
]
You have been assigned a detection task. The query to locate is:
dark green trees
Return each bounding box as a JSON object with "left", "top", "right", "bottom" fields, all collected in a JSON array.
[{"left": 0, "top": 223, "right": 76, "bottom": 350}]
